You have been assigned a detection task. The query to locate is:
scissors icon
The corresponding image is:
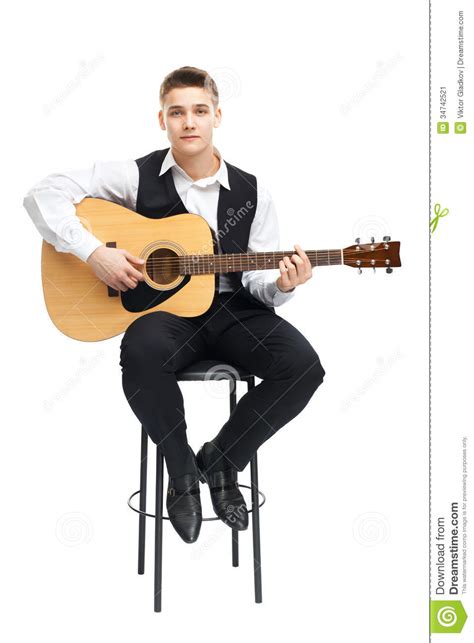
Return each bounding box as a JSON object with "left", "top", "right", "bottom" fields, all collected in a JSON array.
[{"left": 430, "top": 203, "right": 449, "bottom": 233}]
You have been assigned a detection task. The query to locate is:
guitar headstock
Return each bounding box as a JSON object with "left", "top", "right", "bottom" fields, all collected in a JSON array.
[{"left": 343, "top": 236, "right": 401, "bottom": 274}]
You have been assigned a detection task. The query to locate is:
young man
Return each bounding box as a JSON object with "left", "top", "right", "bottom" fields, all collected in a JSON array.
[{"left": 23, "top": 66, "right": 326, "bottom": 543}]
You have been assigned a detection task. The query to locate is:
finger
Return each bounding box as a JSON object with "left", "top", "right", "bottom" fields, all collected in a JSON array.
[
  {"left": 293, "top": 244, "right": 311, "bottom": 272},
  {"left": 121, "top": 273, "right": 138, "bottom": 289},
  {"left": 291, "top": 253, "right": 307, "bottom": 279},
  {"left": 283, "top": 256, "right": 297, "bottom": 285},
  {"left": 128, "top": 255, "right": 146, "bottom": 265},
  {"left": 120, "top": 249, "right": 145, "bottom": 265},
  {"left": 294, "top": 243, "right": 308, "bottom": 258},
  {"left": 279, "top": 260, "right": 291, "bottom": 287},
  {"left": 291, "top": 253, "right": 304, "bottom": 265},
  {"left": 294, "top": 244, "right": 312, "bottom": 273},
  {"left": 128, "top": 265, "right": 145, "bottom": 280},
  {"left": 291, "top": 253, "right": 304, "bottom": 268}
]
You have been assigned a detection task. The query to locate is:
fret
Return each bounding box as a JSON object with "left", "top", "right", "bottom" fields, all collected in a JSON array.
[{"left": 181, "top": 248, "right": 343, "bottom": 275}]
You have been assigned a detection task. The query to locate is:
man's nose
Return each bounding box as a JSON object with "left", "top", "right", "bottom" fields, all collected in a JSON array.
[{"left": 184, "top": 112, "right": 196, "bottom": 129}]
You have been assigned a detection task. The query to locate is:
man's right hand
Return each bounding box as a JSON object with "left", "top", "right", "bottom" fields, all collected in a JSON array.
[{"left": 86, "top": 245, "right": 145, "bottom": 292}]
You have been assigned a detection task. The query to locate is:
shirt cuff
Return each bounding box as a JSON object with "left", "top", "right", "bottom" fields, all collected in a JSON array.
[
  {"left": 58, "top": 233, "right": 104, "bottom": 263},
  {"left": 267, "top": 280, "right": 296, "bottom": 306}
]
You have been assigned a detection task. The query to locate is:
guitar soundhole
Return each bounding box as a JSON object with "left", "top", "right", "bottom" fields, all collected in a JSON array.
[{"left": 146, "top": 248, "right": 180, "bottom": 286}]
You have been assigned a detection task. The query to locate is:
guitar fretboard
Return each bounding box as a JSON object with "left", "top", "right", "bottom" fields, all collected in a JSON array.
[{"left": 178, "top": 250, "right": 343, "bottom": 275}]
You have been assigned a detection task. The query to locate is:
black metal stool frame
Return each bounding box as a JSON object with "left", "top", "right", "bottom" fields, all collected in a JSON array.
[{"left": 127, "top": 361, "right": 266, "bottom": 612}]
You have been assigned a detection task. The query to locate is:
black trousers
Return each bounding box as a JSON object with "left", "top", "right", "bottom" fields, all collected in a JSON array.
[{"left": 119, "top": 289, "right": 325, "bottom": 478}]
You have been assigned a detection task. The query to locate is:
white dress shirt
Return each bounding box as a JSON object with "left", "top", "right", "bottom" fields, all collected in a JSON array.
[{"left": 23, "top": 146, "right": 295, "bottom": 307}]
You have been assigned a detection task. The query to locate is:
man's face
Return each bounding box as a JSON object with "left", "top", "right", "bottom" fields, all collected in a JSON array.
[{"left": 158, "top": 86, "right": 221, "bottom": 156}]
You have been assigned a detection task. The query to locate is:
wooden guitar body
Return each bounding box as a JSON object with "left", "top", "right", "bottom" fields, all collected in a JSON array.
[
  {"left": 41, "top": 198, "right": 402, "bottom": 343},
  {"left": 42, "top": 198, "right": 216, "bottom": 342}
]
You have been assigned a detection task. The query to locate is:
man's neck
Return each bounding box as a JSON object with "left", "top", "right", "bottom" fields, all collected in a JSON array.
[{"left": 171, "top": 144, "right": 220, "bottom": 181}]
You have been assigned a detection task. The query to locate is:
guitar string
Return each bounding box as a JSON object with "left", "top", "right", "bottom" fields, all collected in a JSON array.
[
  {"left": 138, "top": 254, "right": 389, "bottom": 269},
  {"left": 133, "top": 258, "right": 392, "bottom": 274},
  {"left": 139, "top": 258, "right": 388, "bottom": 269},
  {"left": 141, "top": 250, "right": 386, "bottom": 264}
]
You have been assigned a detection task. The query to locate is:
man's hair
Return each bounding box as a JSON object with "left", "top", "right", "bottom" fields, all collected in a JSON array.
[{"left": 159, "top": 66, "right": 219, "bottom": 109}]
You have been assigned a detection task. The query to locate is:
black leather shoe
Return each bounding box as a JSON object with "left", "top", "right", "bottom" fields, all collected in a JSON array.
[
  {"left": 166, "top": 473, "right": 202, "bottom": 543},
  {"left": 196, "top": 442, "right": 248, "bottom": 531}
]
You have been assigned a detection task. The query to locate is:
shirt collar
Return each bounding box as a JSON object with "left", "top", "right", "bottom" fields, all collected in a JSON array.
[{"left": 159, "top": 146, "right": 230, "bottom": 190}]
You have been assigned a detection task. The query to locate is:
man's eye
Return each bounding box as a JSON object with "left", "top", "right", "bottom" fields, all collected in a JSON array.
[{"left": 171, "top": 110, "right": 181, "bottom": 116}]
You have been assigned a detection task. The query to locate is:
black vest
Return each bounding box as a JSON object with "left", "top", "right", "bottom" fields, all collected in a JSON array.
[{"left": 134, "top": 148, "right": 273, "bottom": 311}]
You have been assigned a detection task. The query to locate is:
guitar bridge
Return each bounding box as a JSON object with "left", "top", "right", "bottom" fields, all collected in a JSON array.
[{"left": 106, "top": 242, "right": 119, "bottom": 297}]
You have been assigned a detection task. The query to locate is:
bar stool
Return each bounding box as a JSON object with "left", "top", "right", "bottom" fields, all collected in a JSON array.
[{"left": 127, "top": 359, "right": 266, "bottom": 612}]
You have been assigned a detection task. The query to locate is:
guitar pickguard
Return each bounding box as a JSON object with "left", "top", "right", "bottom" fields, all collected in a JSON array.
[{"left": 120, "top": 274, "right": 192, "bottom": 312}]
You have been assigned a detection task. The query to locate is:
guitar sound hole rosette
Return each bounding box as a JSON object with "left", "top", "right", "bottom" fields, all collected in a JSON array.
[{"left": 142, "top": 241, "right": 185, "bottom": 291}]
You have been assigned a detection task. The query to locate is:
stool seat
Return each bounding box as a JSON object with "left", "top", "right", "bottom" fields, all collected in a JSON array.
[{"left": 176, "top": 359, "right": 253, "bottom": 382}]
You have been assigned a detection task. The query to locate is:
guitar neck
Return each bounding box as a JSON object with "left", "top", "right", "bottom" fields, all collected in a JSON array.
[{"left": 180, "top": 249, "right": 343, "bottom": 275}]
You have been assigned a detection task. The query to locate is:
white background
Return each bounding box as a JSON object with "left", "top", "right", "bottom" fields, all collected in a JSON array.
[
  {"left": 2, "top": 1, "right": 427, "bottom": 640},
  {"left": 430, "top": 1, "right": 472, "bottom": 639}
]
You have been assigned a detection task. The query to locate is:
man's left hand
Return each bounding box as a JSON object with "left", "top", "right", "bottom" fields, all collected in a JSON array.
[{"left": 276, "top": 244, "right": 313, "bottom": 293}]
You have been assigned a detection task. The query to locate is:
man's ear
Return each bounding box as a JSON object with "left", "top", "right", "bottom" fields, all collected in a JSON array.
[
  {"left": 158, "top": 110, "right": 166, "bottom": 130},
  {"left": 214, "top": 106, "right": 222, "bottom": 128}
]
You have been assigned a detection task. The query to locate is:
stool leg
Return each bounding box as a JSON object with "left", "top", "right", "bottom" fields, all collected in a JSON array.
[
  {"left": 250, "top": 453, "right": 262, "bottom": 603},
  {"left": 138, "top": 426, "right": 148, "bottom": 575},
  {"left": 154, "top": 448, "right": 164, "bottom": 612},
  {"left": 229, "top": 377, "right": 239, "bottom": 566},
  {"left": 248, "top": 377, "right": 262, "bottom": 603},
  {"left": 232, "top": 530, "right": 239, "bottom": 567}
]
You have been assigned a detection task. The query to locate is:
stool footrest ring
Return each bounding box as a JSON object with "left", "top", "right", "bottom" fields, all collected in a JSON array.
[{"left": 127, "top": 483, "right": 266, "bottom": 521}]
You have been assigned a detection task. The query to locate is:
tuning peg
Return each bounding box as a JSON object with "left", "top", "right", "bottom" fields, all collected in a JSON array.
[
  {"left": 386, "top": 267, "right": 393, "bottom": 274},
  {"left": 383, "top": 235, "right": 391, "bottom": 241},
  {"left": 355, "top": 237, "right": 360, "bottom": 244},
  {"left": 358, "top": 267, "right": 362, "bottom": 274},
  {"left": 373, "top": 267, "right": 376, "bottom": 273},
  {"left": 371, "top": 236, "right": 375, "bottom": 243}
]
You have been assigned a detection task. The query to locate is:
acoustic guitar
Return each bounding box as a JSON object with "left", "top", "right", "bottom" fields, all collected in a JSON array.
[{"left": 41, "top": 198, "right": 401, "bottom": 342}]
